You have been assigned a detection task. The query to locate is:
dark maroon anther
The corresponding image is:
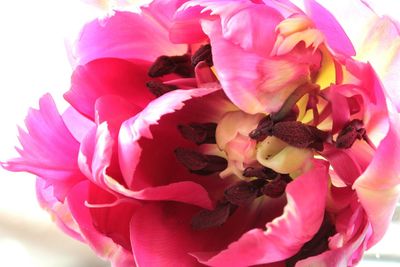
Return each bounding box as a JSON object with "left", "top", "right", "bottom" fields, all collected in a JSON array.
[
  {"left": 243, "top": 166, "right": 278, "bottom": 180},
  {"left": 191, "top": 201, "right": 234, "bottom": 230},
  {"left": 249, "top": 115, "right": 274, "bottom": 141},
  {"left": 177, "top": 123, "right": 217, "bottom": 145},
  {"left": 191, "top": 44, "right": 213, "bottom": 67},
  {"left": 148, "top": 54, "right": 194, "bottom": 78},
  {"left": 263, "top": 177, "right": 289, "bottom": 198},
  {"left": 224, "top": 181, "right": 264, "bottom": 206},
  {"left": 271, "top": 121, "right": 329, "bottom": 151},
  {"left": 146, "top": 81, "right": 178, "bottom": 97},
  {"left": 174, "top": 148, "right": 227, "bottom": 175},
  {"left": 336, "top": 119, "right": 366, "bottom": 149}
]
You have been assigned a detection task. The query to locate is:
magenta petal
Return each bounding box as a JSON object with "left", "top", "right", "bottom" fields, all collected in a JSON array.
[
  {"left": 321, "top": 144, "right": 362, "bottom": 186},
  {"left": 130, "top": 203, "right": 203, "bottom": 267},
  {"left": 36, "top": 178, "right": 84, "bottom": 242},
  {"left": 3, "top": 94, "right": 84, "bottom": 200},
  {"left": 94, "top": 95, "right": 141, "bottom": 128},
  {"left": 118, "top": 87, "right": 220, "bottom": 187},
  {"left": 75, "top": 11, "right": 187, "bottom": 65},
  {"left": 304, "top": 0, "right": 355, "bottom": 57},
  {"left": 196, "top": 160, "right": 329, "bottom": 266},
  {"left": 67, "top": 181, "right": 136, "bottom": 266},
  {"left": 65, "top": 58, "right": 154, "bottom": 120}
]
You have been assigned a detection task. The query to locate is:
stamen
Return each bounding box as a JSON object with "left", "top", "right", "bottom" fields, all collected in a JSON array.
[
  {"left": 191, "top": 201, "right": 235, "bottom": 230},
  {"left": 271, "top": 121, "right": 329, "bottom": 151},
  {"left": 335, "top": 119, "right": 366, "bottom": 149},
  {"left": 191, "top": 44, "right": 213, "bottom": 67},
  {"left": 262, "top": 174, "right": 291, "bottom": 198},
  {"left": 177, "top": 123, "right": 217, "bottom": 145},
  {"left": 146, "top": 81, "right": 178, "bottom": 97},
  {"left": 174, "top": 147, "right": 227, "bottom": 175},
  {"left": 148, "top": 55, "right": 194, "bottom": 78},
  {"left": 224, "top": 180, "right": 265, "bottom": 206},
  {"left": 243, "top": 166, "right": 278, "bottom": 180},
  {"left": 248, "top": 115, "right": 274, "bottom": 141}
]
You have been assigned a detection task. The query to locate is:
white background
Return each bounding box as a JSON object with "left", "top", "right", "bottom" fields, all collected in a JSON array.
[{"left": 0, "top": 0, "right": 399, "bottom": 266}]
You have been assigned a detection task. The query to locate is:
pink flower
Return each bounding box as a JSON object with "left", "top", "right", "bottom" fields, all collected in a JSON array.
[{"left": 2, "top": 0, "right": 400, "bottom": 266}]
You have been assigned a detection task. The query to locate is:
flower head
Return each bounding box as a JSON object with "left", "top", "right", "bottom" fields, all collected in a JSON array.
[{"left": 2, "top": 0, "right": 400, "bottom": 266}]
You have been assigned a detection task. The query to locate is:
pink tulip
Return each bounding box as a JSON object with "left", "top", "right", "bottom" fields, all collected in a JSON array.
[{"left": 2, "top": 0, "right": 400, "bottom": 266}]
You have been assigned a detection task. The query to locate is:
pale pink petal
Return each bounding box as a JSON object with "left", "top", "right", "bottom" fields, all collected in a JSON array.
[
  {"left": 75, "top": 11, "right": 187, "bottom": 65},
  {"left": 207, "top": 18, "right": 320, "bottom": 113},
  {"left": 65, "top": 58, "right": 154, "bottom": 120},
  {"left": 196, "top": 160, "right": 329, "bottom": 266},
  {"left": 67, "top": 181, "right": 136, "bottom": 266},
  {"left": 356, "top": 16, "right": 400, "bottom": 112},
  {"left": 303, "top": 0, "right": 355, "bottom": 56},
  {"left": 179, "top": 0, "right": 283, "bottom": 56},
  {"left": 2, "top": 94, "right": 85, "bottom": 200},
  {"left": 301, "top": 0, "right": 376, "bottom": 53},
  {"left": 353, "top": 112, "right": 400, "bottom": 247}
]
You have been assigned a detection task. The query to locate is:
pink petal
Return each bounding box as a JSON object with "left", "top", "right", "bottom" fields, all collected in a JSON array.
[
  {"left": 304, "top": 0, "right": 355, "bottom": 57},
  {"left": 3, "top": 94, "right": 85, "bottom": 200},
  {"left": 321, "top": 144, "right": 362, "bottom": 186},
  {"left": 170, "top": 5, "right": 209, "bottom": 44},
  {"left": 75, "top": 11, "right": 187, "bottom": 65},
  {"left": 141, "top": 0, "right": 188, "bottom": 31},
  {"left": 297, "top": 207, "right": 370, "bottom": 267},
  {"left": 196, "top": 160, "right": 329, "bottom": 266},
  {"left": 62, "top": 106, "right": 95, "bottom": 143},
  {"left": 67, "top": 181, "right": 137, "bottom": 266},
  {"left": 65, "top": 58, "right": 154, "bottom": 120}
]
